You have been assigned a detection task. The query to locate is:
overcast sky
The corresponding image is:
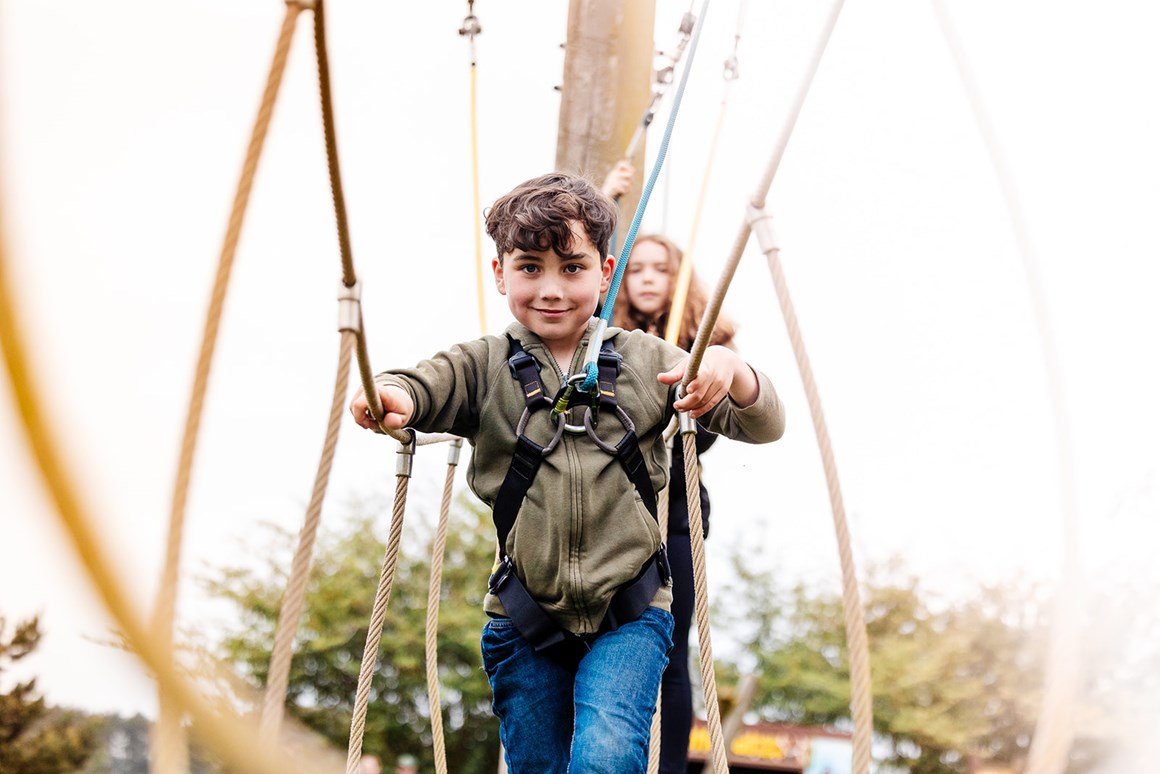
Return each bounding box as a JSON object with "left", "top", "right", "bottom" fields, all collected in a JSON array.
[{"left": 2, "top": 0, "right": 1157, "bottom": 732}]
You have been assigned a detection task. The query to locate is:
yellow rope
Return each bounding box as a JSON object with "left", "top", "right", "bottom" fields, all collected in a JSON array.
[
  {"left": 470, "top": 64, "right": 487, "bottom": 336},
  {"left": 345, "top": 458, "right": 413, "bottom": 774},
  {"left": 665, "top": 95, "right": 729, "bottom": 346},
  {"left": 260, "top": 330, "right": 356, "bottom": 741},
  {"left": 425, "top": 441, "right": 461, "bottom": 774},
  {"left": 150, "top": 5, "right": 305, "bottom": 768},
  {"left": 0, "top": 142, "right": 336, "bottom": 774}
]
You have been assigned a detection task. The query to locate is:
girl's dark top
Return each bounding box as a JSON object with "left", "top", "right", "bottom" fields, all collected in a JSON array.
[{"left": 667, "top": 425, "right": 717, "bottom": 538}]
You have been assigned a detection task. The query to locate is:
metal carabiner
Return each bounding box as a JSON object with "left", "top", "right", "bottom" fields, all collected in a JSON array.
[
  {"left": 581, "top": 404, "right": 637, "bottom": 454},
  {"left": 514, "top": 406, "right": 568, "bottom": 455}
]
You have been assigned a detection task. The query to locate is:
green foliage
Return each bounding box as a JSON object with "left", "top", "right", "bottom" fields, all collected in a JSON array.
[
  {"left": 0, "top": 615, "right": 103, "bottom": 773},
  {"left": 78, "top": 713, "right": 223, "bottom": 774},
  {"left": 204, "top": 493, "right": 500, "bottom": 774},
  {"left": 716, "top": 552, "right": 1048, "bottom": 774}
]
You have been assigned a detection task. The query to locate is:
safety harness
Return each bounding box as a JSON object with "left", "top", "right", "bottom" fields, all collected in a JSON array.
[{"left": 487, "top": 334, "right": 672, "bottom": 650}]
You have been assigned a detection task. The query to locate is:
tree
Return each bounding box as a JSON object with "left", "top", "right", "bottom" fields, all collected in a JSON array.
[
  {"left": 715, "top": 551, "right": 1048, "bottom": 773},
  {"left": 0, "top": 614, "right": 103, "bottom": 773},
  {"left": 204, "top": 493, "right": 501, "bottom": 774}
]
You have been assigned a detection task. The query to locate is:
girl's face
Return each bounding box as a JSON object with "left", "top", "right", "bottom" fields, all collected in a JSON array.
[{"left": 624, "top": 240, "right": 672, "bottom": 319}]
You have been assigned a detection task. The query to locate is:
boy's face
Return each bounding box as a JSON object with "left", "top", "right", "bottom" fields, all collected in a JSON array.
[{"left": 493, "top": 221, "right": 615, "bottom": 360}]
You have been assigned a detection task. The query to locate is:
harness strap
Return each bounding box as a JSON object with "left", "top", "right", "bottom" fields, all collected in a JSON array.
[
  {"left": 616, "top": 432, "right": 658, "bottom": 518},
  {"left": 491, "top": 333, "right": 669, "bottom": 651},
  {"left": 492, "top": 434, "right": 544, "bottom": 549},
  {"left": 595, "top": 342, "right": 621, "bottom": 411},
  {"left": 489, "top": 548, "right": 672, "bottom": 651},
  {"left": 507, "top": 334, "right": 551, "bottom": 411},
  {"left": 488, "top": 556, "right": 569, "bottom": 651}
]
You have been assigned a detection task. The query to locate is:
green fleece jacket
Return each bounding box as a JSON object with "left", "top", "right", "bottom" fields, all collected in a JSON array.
[{"left": 377, "top": 319, "right": 785, "bottom": 635}]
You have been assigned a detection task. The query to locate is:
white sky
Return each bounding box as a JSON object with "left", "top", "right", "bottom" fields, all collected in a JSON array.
[{"left": 2, "top": 0, "right": 1158, "bottom": 725}]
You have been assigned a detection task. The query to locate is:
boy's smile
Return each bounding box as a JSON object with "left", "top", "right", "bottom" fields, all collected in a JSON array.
[{"left": 493, "top": 221, "right": 614, "bottom": 368}]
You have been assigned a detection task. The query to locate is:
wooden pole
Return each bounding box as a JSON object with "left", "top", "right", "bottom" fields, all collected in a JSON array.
[{"left": 556, "top": 0, "right": 656, "bottom": 221}]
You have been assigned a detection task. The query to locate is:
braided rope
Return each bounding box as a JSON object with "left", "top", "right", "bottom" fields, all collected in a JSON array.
[
  {"left": 259, "top": 330, "right": 355, "bottom": 741},
  {"left": 311, "top": 0, "right": 355, "bottom": 287},
  {"left": 683, "top": 431, "right": 729, "bottom": 773},
  {"left": 0, "top": 98, "right": 335, "bottom": 774},
  {"left": 425, "top": 442, "right": 462, "bottom": 774},
  {"left": 672, "top": 4, "right": 869, "bottom": 771},
  {"left": 345, "top": 469, "right": 411, "bottom": 774},
  {"left": 647, "top": 692, "right": 663, "bottom": 774},
  {"left": 646, "top": 485, "right": 670, "bottom": 774},
  {"left": 150, "top": 6, "right": 304, "bottom": 770},
  {"left": 469, "top": 63, "right": 487, "bottom": 336},
  {"left": 765, "top": 246, "right": 872, "bottom": 773}
]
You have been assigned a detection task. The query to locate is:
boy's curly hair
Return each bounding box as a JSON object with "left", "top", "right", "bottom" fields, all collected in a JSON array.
[{"left": 485, "top": 173, "right": 617, "bottom": 262}]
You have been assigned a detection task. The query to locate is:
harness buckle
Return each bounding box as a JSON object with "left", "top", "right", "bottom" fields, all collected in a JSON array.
[
  {"left": 507, "top": 350, "right": 540, "bottom": 379},
  {"left": 488, "top": 556, "right": 514, "bottom": 594},
  {"left": 656, "top": 544, "right": 673, "bottom": 586}
]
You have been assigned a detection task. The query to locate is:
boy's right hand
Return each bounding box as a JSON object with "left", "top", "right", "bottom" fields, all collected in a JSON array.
[{"left": 349, "top": 384, "right": 414, "bottom": 432}]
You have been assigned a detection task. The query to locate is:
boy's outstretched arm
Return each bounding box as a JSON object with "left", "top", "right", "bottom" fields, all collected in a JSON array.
[
  {"left": 349, "top": 384, "right": 414, "bottom": 431},
  {"left": 658, "top": 346, "right": 760, "bottom": 419}
]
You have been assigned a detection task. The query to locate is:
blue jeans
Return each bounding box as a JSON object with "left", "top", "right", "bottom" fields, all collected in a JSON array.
[{"left": 481, "top": 607, "right": 674, "bottom": 774}]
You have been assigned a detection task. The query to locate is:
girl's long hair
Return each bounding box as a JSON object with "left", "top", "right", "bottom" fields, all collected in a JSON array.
[{"left": 612, "top": 234, "right": 736, "bottom": 351}]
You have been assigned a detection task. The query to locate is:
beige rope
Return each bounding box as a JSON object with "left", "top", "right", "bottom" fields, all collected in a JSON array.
[
  {"left": 762, "top": 232, "right": 872, "bottom": 773},
  {"left": 674, "top": 1, "right": 871, "bottom": 770},
  {"left": 931, "top": 6, "right": 1081, "bottom": 771},
  {"left": 149, "top": 5, "right": 305, "bottom": 770},
  {"left": 0, "top": 121, "right": 338, "bottom": 774},
  {"left": 346, "top": 453, "right": 413, "bottom": 774},
  {"left": 259, "top": 330, "right": 356, "bottom": 741},
  {"left": 682, "top": 430, "right": 730, "bottom": 773},
  {"left": 646, "top": 485, "right": 670, "bottom": 774},
  {"left": 425, "top": 440, "right": 463, "bottom": 774}
]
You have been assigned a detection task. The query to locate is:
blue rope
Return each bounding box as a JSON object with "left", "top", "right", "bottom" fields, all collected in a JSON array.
[{"left": 582, "top": 0, "right": 712, "bottom": 390}]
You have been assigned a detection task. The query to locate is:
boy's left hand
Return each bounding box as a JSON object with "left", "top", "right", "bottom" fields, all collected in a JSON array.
[{"left": 658, "top": 348, "right": 736, "bottom": 419}]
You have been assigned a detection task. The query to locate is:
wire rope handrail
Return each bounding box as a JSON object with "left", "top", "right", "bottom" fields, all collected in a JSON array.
[
  {"left": 0, "top": 35, "right": 341, "bottom": 774},
  {"left": 664, "top": 0, "right": 745, "bottom": 346},
  {"left": 424, "top": 439, "right": 463, "bottom": 774},
  {"left": 149, "top": 4, "right": 309, "bottom": 768},
  {"left": 674, "top": 3, "right": 872, "bottom": 774}
]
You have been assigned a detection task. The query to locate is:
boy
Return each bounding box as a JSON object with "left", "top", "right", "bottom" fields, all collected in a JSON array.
[{"left": 349, "top": 172, "right": 784, "bottom": 773}]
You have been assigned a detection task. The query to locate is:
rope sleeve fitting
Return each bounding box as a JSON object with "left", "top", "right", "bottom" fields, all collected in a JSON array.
[
  {"left": 447, "top": 437, "right": 464, "bottom": 466},
  {"left": 580, "top": 319, "right": 609, "bottom": 390},
  {"left": 337, "top": 280, "right": 362, "bottom": 333},
  {"left": 747, "top": 204, "right": 780, "bottom": 254},
  {"left": 723, "top": 53, "right": 740, "bottom": 81},
  {"left": 395, "top": 432, "right": 416, "bottom": 477},
  {"left": 678, "top": 410, "right": 697, "bottom": 435},
  {"left": 459, "top": 14, "right": 482, "bottom": 37}
]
